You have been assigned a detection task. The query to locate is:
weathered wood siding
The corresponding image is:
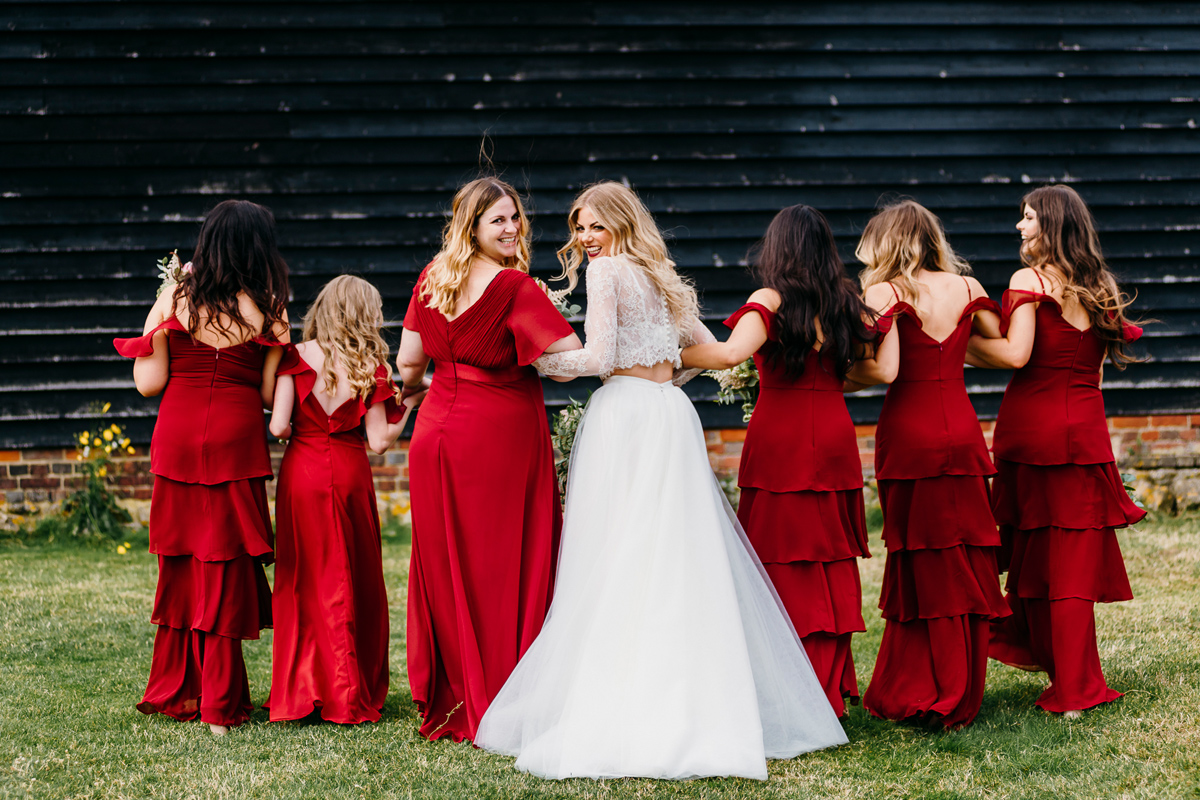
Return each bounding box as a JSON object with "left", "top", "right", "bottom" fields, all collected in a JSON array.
[{"left": 2, "top": 2, "right": 1198, "bottom": 447}]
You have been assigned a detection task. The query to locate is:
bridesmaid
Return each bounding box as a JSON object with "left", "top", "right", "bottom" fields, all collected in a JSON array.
[
  {"left": 114, "top": 199, "right": 290, "bottom": 734},
  {"left": 857, "top": 199, "right": 1010, "bottom": 730},
  {"left": 267, "top": 276, "right": 421, "bottom": 724},
  {"left": 967, "top": 185, "right": 1145, "bottom": 717},
  {"left": 397, "top": 177, "right": 582, "bottom": 741},
  {"left": 680, "top": 204, "right": 893, "bottom": 718}
]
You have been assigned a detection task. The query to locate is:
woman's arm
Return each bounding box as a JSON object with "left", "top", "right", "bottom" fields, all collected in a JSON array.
[
  {"left": 533, "top": 257, "right": 619, "bottom": 379},
  {"left": 965, "top": 269, "right": 1041, "bottom": 369},
  {"left": 681, "top": 289, "right": 774, "bottom": 371},
  {"left": 259, "top": 311, "right": 292, "bottom": 407},
  {"left": 397, "top": 328, "right": 432, "bottom": 398},
  {"left": 269, "top": 374, "right": 294, "bottom": 440},
  {"left": 844, "top": 283, "right": 901, "bottom": 387},
  {"left": 131, "top": 291, "right": 176, "bottom": 397},
  {"left": 540, "top": 332, "right": 585, "bottom": 382},
  {"left": 364, "top": 392, "right": 425, "bottom": 455}
]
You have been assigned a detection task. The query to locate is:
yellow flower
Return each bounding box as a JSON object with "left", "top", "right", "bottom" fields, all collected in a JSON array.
[
  {"left": 93, "top": 438, "right": 102, "bottom": 447},
  {"left": 103, "top": 430, "right": 113, "bottom": 441},
  {"left": 101, "top": 402, "right": 112, "bottom": 414},
  {"left": 76, "top": 454, "right": 83, "bottom": 461},
  {"left": 116, "top": 545, "right": 127, "bottom": 555},
  {"left": 97, "top": 466, "right": 107, "bottom": 477},
  {"left": 110, "top": 424, "right": 121, "bottom": 434},
  {"left": 127, "top": 446, "right": 136, "bottom": 455},
  {"left": 78, "top": 433, "right": 89, "bottom": 444},
  {"left": 121, "top": 438, "right": 130, "bottom": 448},
  {"left": 123, "top": 541, "right": 131, "bottom": 548}
]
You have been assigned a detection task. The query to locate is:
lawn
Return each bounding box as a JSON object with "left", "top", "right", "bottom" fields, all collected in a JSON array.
[{"left": 1, "top": 516, "right": 1198, "bottom": 800}]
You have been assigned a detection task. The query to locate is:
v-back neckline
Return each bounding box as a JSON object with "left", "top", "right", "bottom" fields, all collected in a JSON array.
[
  {"left": 444, "top": 268, "right": 508, "bottom": 324},
  {"left": 295, "top": 346, "right": 360, "bottom": 418},
  {"left": 1038, "top": 295, "right": 1093, "bottom": 334}
]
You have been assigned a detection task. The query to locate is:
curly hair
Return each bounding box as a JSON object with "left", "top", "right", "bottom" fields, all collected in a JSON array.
[{"left": 301, "top": 275, "right": 393, "bottom": 403}]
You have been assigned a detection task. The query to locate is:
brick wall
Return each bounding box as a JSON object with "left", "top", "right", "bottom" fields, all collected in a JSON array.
[{"left": 2, "top": 415, "right": 1198, "bottom": 526}]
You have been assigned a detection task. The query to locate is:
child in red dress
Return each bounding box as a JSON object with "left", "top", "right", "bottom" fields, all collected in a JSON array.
[
  {"left": 268, "top": 275, "right": 421, "bottom": 723},
  {"left": 115, "top": 199, "right": 291, "bottom": 735}
]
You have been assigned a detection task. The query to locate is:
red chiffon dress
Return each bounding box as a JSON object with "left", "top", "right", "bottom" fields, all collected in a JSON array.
[
  {"left": 404, "top": 267, "right": 574, "bottom": 742},
  {"left": 862, "top": 285, "right": 1010, "bottom": 729},
  {"left": 268, "top": 346, "right": 406, "bottom": 723},
  {"left": 726, "top": 302, "right": 870, "bottom": 718},
  {"left": 115, "top": 317, "right": 276, "bottom": 728},
  {"left": 987, "top": 280, "right": 1145, "bottom": 712}
]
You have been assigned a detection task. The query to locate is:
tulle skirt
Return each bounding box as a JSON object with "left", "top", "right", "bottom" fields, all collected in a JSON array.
[{"left": 474, "top": 376, "right": 847, "bottom": 780}]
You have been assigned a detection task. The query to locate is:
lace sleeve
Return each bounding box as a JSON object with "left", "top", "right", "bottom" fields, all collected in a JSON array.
[
  {"left": 533, "top": 257, "right": 620, "bottom": 378},
  {"left": 672, "top": 314, "right": 717, "bottom": 387}
]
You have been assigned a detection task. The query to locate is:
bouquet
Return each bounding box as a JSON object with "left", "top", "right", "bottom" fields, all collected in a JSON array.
[
  {"left": 156, "top": 250, "right": 191, "bottom": 297},
  {"left": 550, "top": 394, "right": 590, "bottom": 499},
  {"left": 534, "top": 278, "right": 582, "bottom": 320},
  {"left": 704, "top": 359, "right": 759, "bottom": 423}
]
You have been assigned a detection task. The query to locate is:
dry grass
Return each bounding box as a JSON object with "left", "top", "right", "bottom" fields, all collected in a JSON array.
[{"left": 0, "top": 516, "right": 1197, "bottom": 799}]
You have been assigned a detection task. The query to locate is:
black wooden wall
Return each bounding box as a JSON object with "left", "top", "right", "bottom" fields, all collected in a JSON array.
[{"left": 3, "top": 2, "right": 1198, "bottom": 448}]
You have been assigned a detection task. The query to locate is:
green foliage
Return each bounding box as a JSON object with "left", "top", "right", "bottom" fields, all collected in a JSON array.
[
  {"left": 61, "top": 405, "right": 134, "bottom": 541},
  {"left": 705, "top": 358, "right": 759, "bottom": 422},
  {"left": 551, "top": 394, "right": 589, "bottom": 498}
]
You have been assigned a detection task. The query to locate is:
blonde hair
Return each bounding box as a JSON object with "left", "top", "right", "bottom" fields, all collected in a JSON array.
[
  {"left": 301, "top": 275, "right": 394, "bottom": 403},
  {"left": 856, "top": 199, "right": 971, "bottom": 302},
  {"left": 421, "top": 177, "right": 531, "bottom": 316},
  {"left": 555, "top": 181, "right": 699, "bottom": 333}
]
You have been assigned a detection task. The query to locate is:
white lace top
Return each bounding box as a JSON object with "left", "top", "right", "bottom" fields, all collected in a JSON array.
[{"left": 533, "top": 255, "right": 715, "bottom": 385}]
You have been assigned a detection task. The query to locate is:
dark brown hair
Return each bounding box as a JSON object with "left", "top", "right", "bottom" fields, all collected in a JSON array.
[
  {"left": 1021, "top": 185, "right": 1139, "bottom": 367},
  {"left": 751, "top": 204, "right": 875, "bottom": 380},
  {"left": 178, "top": 200, "right": 290, "bottom": 341}
]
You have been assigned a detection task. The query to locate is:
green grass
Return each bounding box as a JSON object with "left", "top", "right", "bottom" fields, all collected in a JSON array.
[{"left": 1, "top": 517, "right": 1198, "bottom": 799}]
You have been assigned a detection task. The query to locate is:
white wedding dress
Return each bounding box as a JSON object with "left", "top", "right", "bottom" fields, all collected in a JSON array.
[{"left": 473, "top": 255, "right": 847, "bottom": 780}]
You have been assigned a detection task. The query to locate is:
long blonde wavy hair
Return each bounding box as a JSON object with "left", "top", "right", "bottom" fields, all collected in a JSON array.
[
  {"left": 420, "top": 177, "right": 532, "bottom": 316},
  {"left": 302, "top": 275, "right": 394, "bottom": 403},
  {"left": 1020, "top": 184, "right": 1139, "bottom": 367},
  {"left": 856, "top": 199, "right": 972, "bottom": 302},
  {"left": 555, "top": 181, "right": 699, "bottom": 333}
]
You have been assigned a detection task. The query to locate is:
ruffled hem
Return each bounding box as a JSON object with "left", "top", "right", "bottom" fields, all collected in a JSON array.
[
  {"left": 149, "top": 476, "right": 274, "bottom": 563},
  {"left": 764, "top": 559, "right": 866, "bottom": 638},
  {"left": 1003, "top": 524, "right": 1133, "bottom": 603},
  {"left": 879, "top": 545, "right": 1009, "bottom": 622},
  {"left": 799, "top": 632, "right": 860, "bottom": 718},
  {"left": 879, "top": 476, "right": 1000, "bottom": 552},
  {"left": 992, "top": 460, "right": 1145, "bottom": 531},
  {"left": 738, "top": 488, "right": 870, "bottom": 562},
  {"left": 863, "top": 614, "right": 991, "bottom": 729},
  {"left": 151, "top": 554, "right": 272, "bottom": 640}
]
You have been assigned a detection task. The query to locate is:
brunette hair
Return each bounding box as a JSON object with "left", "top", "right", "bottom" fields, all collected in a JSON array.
[
  {"left": 555, "top": 181, "right": 699, "bottom": 334},
  {"left": 421, "top": 177, "right": 531, "bottom": 316},
  {"left": 751, "top": 205, "right": 875, "bottom": 380},
  {"left": 301, "top": 275, "right": 393, "bottom": 403},
  {"left": 856, "top": 199, "right": 971, "bottom": 302},
  {"left": 178, "top": 199, "right": 290, "bottom": 341},
  {"left": 1020, "top": 184, "right": 1139, "bottom": 367}
]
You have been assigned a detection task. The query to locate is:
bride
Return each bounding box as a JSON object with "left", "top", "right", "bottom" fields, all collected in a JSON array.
[{"left": 473, "top": 182, "right": 848, "bottom": 780}]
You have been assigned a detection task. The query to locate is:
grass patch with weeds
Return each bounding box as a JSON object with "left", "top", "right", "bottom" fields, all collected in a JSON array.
[{"left": 1, "top": 516, "right": 1198, "bottom": 799}]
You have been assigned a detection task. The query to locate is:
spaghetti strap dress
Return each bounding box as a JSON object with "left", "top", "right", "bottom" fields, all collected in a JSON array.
[
  {"left": 267, "top": 346, "right": 405, "bottom": 723},
  {"left": 726, "top": 301, "right": 870, "bottom": 718},
  {"left": 114, "top": 317, "right": 276, "bottom": 728},
  {"left": 987, "top": 278, "right": 1145, "bottom": 712},
  {"left": 861, "top": 286, "right": 1009, "bottom": 729},
  {"left": 403, "top": 267, "right": 574, "bottom": 742}
]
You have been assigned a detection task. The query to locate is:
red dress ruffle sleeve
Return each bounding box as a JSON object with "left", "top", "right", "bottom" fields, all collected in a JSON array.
[{"left": 723, "top": 301, "right": 869, "bottom": 717}]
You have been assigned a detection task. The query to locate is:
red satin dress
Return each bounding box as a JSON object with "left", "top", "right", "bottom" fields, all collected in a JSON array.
[
  {"left": 862, "top": 287, "right": 1009, "bottom": 729},
  {"left": 726, "top": 302, "right": 869, "bottom": 718},
  {"left": 404, "top": 268, "right": 574, "bottom": 742},
  {"left": 987, "top": 281, "right": 1145, "bottom": 712},
  {"left": 268, "top": 346, "right": 405, "bottom": 723},
  {"left": 115, "top": 317, "right": 275, "bottom": 728}
]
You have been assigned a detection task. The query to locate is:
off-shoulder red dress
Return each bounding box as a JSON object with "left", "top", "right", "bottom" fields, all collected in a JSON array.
[
  {"left": 403, "top": 268, "right": 574, "bottom": 742},
  {"left": 267, "top": 347, "right": 406, "bottom": 723},
  {"left": 726, "top": 302, "right": 869, "bottom": 718},
  {"left": 987, "top": 281, "right": 1145, "bottom": 713},
  {"left": 115, "top": 317, "right": 276, "bottom": 728},
  {"left": 862, "top": 287, "right": 1009, "bottom": 729}
]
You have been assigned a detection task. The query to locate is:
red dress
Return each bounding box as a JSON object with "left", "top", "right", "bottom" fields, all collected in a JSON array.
[
  {"left": 268, "top": 346, "right": 405, "bottom": 723},
  {"left": 987, "top": 284, "right": 1145, "bottom": 712},
  {"left": 726, "top": 302, "right": 869, "bottom": 718},
  {"left": 861, "top": 289, "right": 1009, "bottom": 729},
  {"left": 403, "top": 268, "right": 574, "bottom": 742},
  {"left": 114, "top": 316, "right": 275, "bottom": 728}
]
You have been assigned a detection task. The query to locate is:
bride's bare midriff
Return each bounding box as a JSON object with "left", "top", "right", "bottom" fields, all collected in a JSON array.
[{"left": 611, "top": 360, "right": 675, "bottom": 383}]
